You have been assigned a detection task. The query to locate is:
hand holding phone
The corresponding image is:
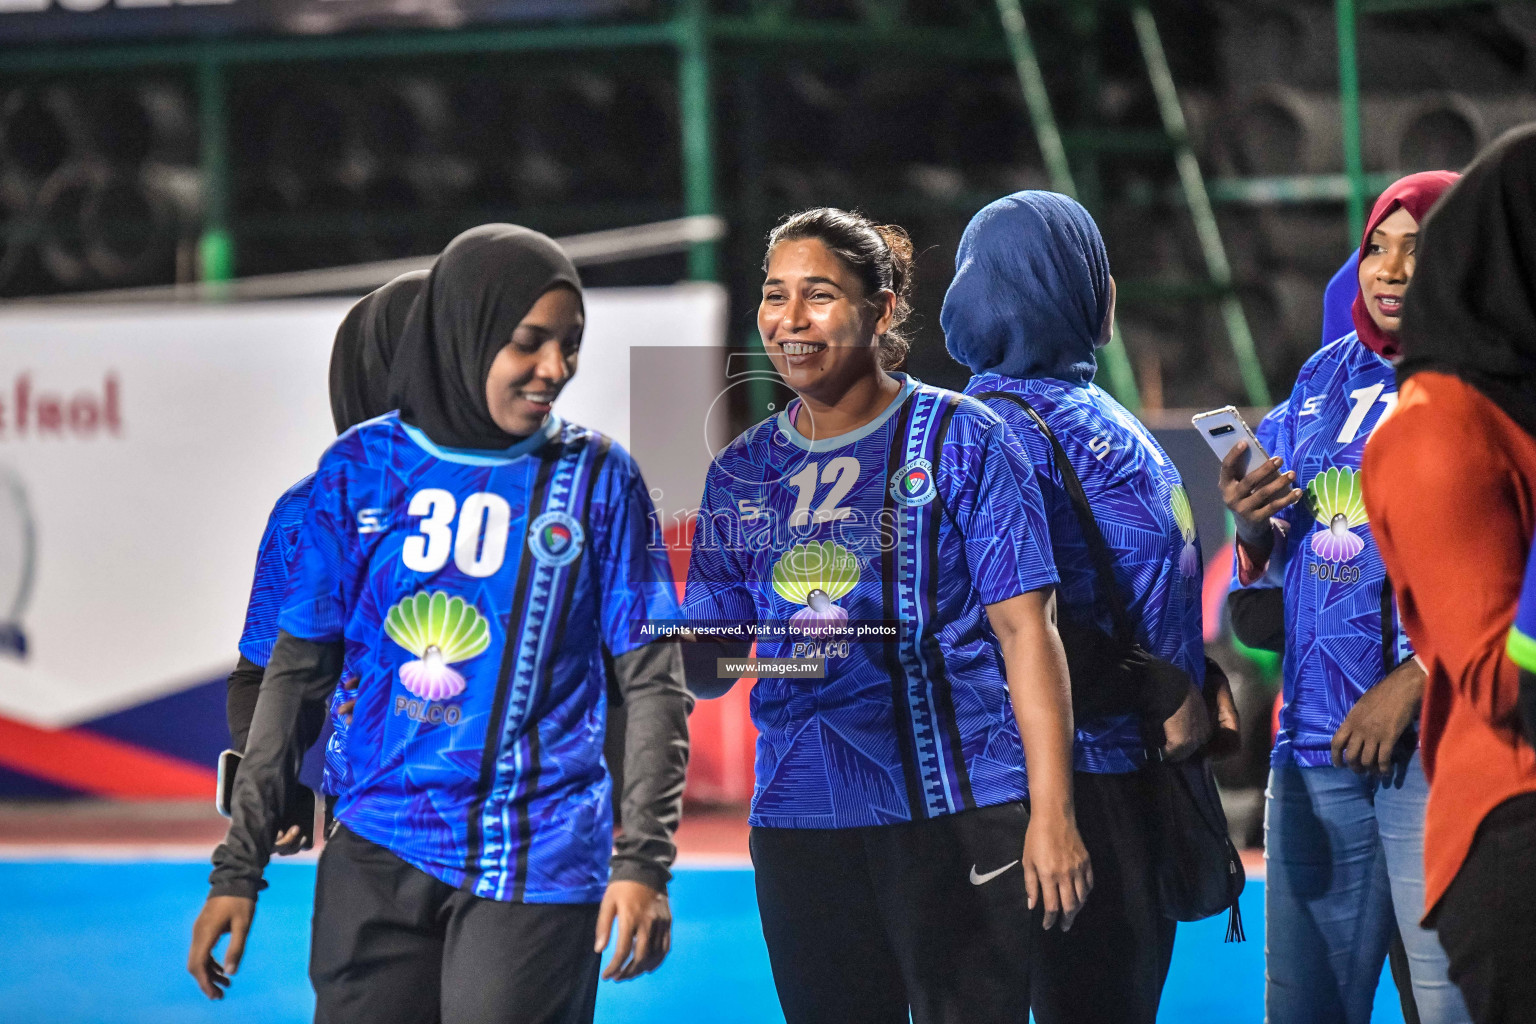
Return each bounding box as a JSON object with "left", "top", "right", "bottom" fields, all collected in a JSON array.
[
  {"left": 215, "top": 747, "right": 315, "bottom": 854},
  {"left": 1192, "top": 406, "right": 1267, "bottom": 476},
  {"left": 1195, "top": 406, "right": 1301, "bottom": 546}
]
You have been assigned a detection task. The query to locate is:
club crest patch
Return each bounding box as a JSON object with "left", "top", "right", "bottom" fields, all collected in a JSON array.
[
  {"left": 527, "top": 511, "right": 585, "bottom": 567},
  {"left": 890, "top": 458, "right": 937, "bottom": 506}
]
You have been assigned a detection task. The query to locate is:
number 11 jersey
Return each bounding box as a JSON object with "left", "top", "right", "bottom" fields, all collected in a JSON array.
[{"left": 683, "top": 375, "right": 1058, "bottom": 829}]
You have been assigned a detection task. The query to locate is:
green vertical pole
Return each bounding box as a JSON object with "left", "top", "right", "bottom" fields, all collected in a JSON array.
[
  {"left": 996, "top": 0, "right": 1076, "bottom": 196},
  {"left": 677, "top": 0, "right": 717, "bottom": 282},
  {"left": 1133, "top": 5, "right": 1270, "bottom": 406},
  {"left": 1336, "top": 0, "right": 1366, "bottom": 243},
  {"left": 197, "top": 57, "right": 234, "bottom": 285},
  {"left": 994, "top": 0, "right": 1139, "bottom": 412}
]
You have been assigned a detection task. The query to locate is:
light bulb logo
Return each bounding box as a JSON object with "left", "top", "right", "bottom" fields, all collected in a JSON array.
[
  {"left": 383, "top": 591, "right": 491, "bottom": 702},
  {"left": 772, "top": 540, "right": 861, "bottom": 638},
  {"left": 1306, "top": 467, "right": 1368, "bottom": 563},
  {"left": 1169, "top": 485, "right": 1200, "bottom": 578}
]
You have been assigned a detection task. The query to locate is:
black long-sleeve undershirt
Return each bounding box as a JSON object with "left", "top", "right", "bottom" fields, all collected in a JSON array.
[
  {"left": 210, "top": 632, "right": 340, "bottom": 899},
  {"left": 224, "top": 655, "right": 265, "bottom": 753},
  {"left": 1227, "top": 587, "right": 1286, "bottom": 654}
]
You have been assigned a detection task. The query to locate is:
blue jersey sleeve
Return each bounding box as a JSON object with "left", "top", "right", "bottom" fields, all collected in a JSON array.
[
  {"left": 682, "top": 463, "right": 757, "bottom": 629},
  {"left": 942, "top": 412, "right": 1059, "bottom": 606},
  {"left": 1509, "top": 546, "right": 1536, "bottom": 672},
  {"left": 278, "top": 446, "right": 368, "bottom": 643},
  {"left": 592, "top": 448, "right": 683, "bottom": 657},
  {"left": 237, "top": 477, "right": 313, "bottom": 667}
]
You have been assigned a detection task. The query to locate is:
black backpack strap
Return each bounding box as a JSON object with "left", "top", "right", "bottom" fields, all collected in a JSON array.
[{"left": 976, "top": 391, "right": 1135, "bottom": 647}]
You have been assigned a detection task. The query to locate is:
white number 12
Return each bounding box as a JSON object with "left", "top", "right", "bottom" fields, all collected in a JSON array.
[{"left": 787, "top": 457, "right": 861, "bottom": 527}]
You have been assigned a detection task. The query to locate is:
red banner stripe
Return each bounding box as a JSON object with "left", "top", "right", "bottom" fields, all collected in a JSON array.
[{"left": 0, "top": 716, "right": 215, "bottom": 798}]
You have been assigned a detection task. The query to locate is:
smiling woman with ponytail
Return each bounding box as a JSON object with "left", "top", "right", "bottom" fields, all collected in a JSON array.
[{"left": 683, "top": 207, "right": 1090, "bottom": 1024}]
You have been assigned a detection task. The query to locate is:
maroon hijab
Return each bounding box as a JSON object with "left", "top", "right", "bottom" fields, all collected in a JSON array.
[{"left": 1351, "top": 170, "right": 1460, "bottom": 359}]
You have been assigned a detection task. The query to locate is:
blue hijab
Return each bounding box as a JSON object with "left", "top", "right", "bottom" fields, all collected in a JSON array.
[
  {"left": 941, "top": 190, "right": 1110, "bottom": 385},
  {"left": 1321, "top": 251, "right": 1359, "bottom": 347}
]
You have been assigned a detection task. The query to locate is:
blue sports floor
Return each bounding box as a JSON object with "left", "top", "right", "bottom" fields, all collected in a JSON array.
[{"left": 0, "top": 861, "right": 1406, "bottom": 1024}]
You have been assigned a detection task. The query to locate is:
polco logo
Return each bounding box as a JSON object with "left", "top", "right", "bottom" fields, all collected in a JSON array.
[{"left": 0, "top": 374, "right": 123, "bottom": 440}]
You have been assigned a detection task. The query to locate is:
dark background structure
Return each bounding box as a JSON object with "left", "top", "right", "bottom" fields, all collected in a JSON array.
[{"left": 2, "top": 0, "right": 1533, "bottom": 409}]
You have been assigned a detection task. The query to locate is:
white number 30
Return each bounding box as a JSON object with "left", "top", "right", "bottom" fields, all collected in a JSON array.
[{"left": 401, "top": 488, "right": 511, "bottom": 578}]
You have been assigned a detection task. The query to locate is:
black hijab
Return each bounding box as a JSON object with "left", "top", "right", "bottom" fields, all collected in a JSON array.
[
  {"left": 1397, "top": 124, "right": 1536, "bottom": 438},
  {"left": 387, "top": 224, "right": 582, "bottom": 450},
  {"left": 328, "top": 270, "right": 427, "bottom": 434}
]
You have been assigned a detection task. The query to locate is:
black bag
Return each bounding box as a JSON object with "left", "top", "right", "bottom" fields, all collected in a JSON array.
[{"left": 977, "top": 391, "right": 1245, "bottom": 939}]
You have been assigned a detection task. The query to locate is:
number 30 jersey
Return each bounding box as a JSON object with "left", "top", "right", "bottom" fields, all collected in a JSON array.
[
  {"left": 279, "top": 412, "right": 680, "bottom": 902},
  {"left": 683, "top": 375, "right": 1058, "bottom": 829}
]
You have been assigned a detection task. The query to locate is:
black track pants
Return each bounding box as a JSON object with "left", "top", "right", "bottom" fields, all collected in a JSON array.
[
  {"left": 751, "top": 801, "right": 1039, "bottom": 1024},
  {"left": 1030, "top": 769, "right": 1177, "bottom": 1024},
  {"left": 310, "top": 825, "right": 600, "bottom": 1024}
]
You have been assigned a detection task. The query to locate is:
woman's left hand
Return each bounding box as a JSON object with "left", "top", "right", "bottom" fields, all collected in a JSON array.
[
  {"left": 595, "top": 879, "right": 672, "bottom": 981},
  {"left": 1330, "top": 659, "right": 1426, "bottom": 775},
  {"left": 1206, "top": 673, "right": 1242, "bottom": 760},
  {"left": 1022, "top": 811, "right": 1093, "bottom": 933}
]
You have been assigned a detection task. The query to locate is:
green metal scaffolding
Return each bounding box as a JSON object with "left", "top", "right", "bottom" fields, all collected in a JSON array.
[{"left": 5, "top": 0, "right": 1482, "bottom": 408}]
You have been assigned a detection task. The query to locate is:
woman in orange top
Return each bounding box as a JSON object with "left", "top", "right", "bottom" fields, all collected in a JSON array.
[{"left": 1363, "top": 124, "right": 1536, "bottom": 1024}]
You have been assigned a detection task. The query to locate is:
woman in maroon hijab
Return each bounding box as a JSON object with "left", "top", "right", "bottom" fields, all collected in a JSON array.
[{"left": 1221, "top": 170, "right": 1467, "bottom": 1024}]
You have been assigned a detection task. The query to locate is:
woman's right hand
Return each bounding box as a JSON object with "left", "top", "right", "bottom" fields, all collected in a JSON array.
[{"left": 1219, "top": 442, "right": 1301, "bottom": 546}]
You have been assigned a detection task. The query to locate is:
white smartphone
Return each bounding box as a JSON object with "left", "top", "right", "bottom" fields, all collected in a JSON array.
[
  {"left": 216, "top": 749, "right": 241, "bottom": 818},
  {"left": 1192, "top": 406, "right": 1269, "bottom": 476}
]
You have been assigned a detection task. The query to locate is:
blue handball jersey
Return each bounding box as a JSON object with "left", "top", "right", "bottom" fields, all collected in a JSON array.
[
  {"left": 967, "top": 374, "right": 1206, "bottom": 775},
  {"left": 1231, "top": 334, "right": 1415, "bottom": 768},
  {"left": 683, "top": 375, "right": 1059, "bottom": 829},
  {"left": 238, "top": 476, "right": 314, "bottom": 668},
  {"left": 237, "top": 475, "right": 346, "bottom": 793},
  {"left": 1508, "top": 547, "right": 1536, "bottom": 672},
  {"left": 278, "top": 412, "right": 679, "bottom": 902}
]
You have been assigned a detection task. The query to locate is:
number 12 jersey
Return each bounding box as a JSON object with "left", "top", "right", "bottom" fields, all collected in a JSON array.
[{"left": 683, "top": 375, "right": 1058, "bottom": 829}]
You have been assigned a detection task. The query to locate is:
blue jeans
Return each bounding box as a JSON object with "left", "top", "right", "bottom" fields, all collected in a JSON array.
[{"left": 1265, "top": 753, "right": 1470, "bottom": 1024}]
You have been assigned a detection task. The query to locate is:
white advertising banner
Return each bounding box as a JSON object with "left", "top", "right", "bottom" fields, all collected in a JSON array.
[{"left": 0, "top": 283, "right": 726, "bottom": 727}]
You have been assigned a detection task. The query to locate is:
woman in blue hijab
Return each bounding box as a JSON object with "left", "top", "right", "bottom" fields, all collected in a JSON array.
[{"left": 943, "top": 191, "right": 1238, "bottom": 1024}]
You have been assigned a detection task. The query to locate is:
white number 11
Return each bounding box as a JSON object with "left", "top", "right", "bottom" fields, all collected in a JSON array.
[{"left": 1336, "top": 385, "right": 1397, "bottom": 445}]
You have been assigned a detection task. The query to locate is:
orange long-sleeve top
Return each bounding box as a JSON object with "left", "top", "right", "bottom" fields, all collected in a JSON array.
[{"left": 1363, "top": 371, "right": 1536, "bottom": 916}]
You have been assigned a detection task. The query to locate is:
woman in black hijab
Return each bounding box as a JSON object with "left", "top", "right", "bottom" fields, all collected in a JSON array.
[
  {"left": 223, "top": 270, "right": 426, "bottom": 852},
  {"left": 388, "top": 223, "right": 583, "bottom": 448},
  {"left": 191, "top": 225, "right": 691, "bottom": 1024},
  {"left": 328, "top": 269, "right": 427, "bottom": 434},
  {"left": 1363, "top": 125, "right": 1536, "bottom": 1024}
]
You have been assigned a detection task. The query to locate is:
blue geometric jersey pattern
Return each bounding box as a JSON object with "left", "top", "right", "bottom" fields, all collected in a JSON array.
[
  {"left": 683, "top": 375, "right": 1059, "bottom": 829},
  {"left": 1510, "top": 548, "right": 1536, "bottom": 671},
  {"left": 238, "top": 475, "right": 314, "bottom": 668},
  {"left": 278, "top": 411, "right": 680, "bottom": 902},
  {"left": 237, "top": 474, "right": 347, "bottom": 793},
  {"left": 967, "top": 373, "right": 1206, "bottom": 774},
  {"left": 1231, "top": 334, "right": 1415, "bottom": 768}
]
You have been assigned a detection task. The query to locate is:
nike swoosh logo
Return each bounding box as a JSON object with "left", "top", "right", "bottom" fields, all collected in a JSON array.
[{"left": 969, "top": 860, "right": 1020, "bottom": 886}]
